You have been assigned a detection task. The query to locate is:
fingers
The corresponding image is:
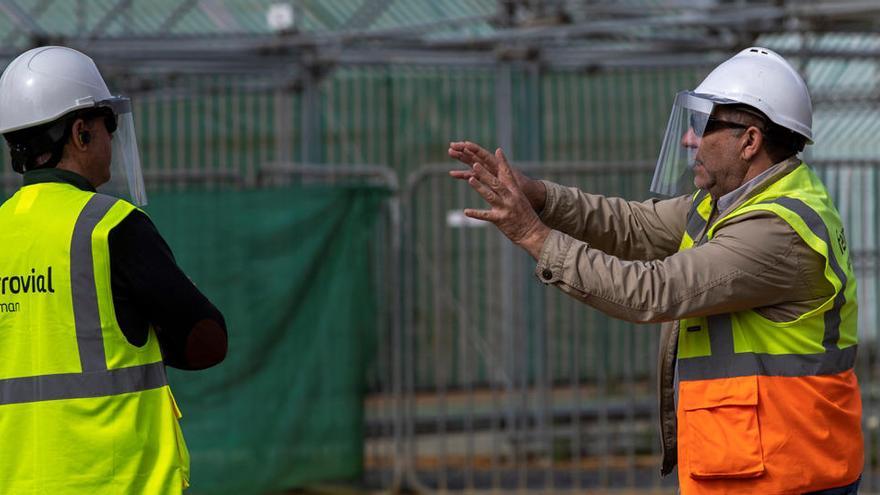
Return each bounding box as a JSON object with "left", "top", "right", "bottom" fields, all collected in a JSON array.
[
  {"left": 449, "top": 169, "right": 474, "bottom": 180},
  {"left": 465, "top": 144, "right": 495, "bottom": 169},
  {"left": 461, "top": 149, "right": 480, "bottom": 166},
  {"left": 448, "top": 147, "right": 475, "bottom": 165},
  {"left": 449, "top": 149, "right": 488, "bottom": 171},
  {"left": 449, "top": 141, "right": 495, "bottom": 168},
  {"left": 471, "top": 163, "right": 505, "bottom": 196},
  {"left": 463, "top": 208, "right": 498, "bottom": 222},
  {"left": 495, "top": 148, "right": 516, "bottom": 185},
  {"left": 450, "top": 140, "right": 486, "bottom": 153},
  {"left": 467, "top": 175, "right": 500, "bottom": 204},
  {"left": 449, "top": 141, "right": 480, "bottom": 178},
  {"left": 450, "top": 142, "right": 515, "bottom": 201},
  {"left": 447, "top": 148, "right": 483, "bottom": 168}
]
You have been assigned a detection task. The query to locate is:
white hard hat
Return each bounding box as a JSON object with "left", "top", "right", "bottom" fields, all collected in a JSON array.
[
  {"left": 694, "top": 46, "right": 813, "bottom": 143},
  {"left": 0, "top": 46, "right": 147, "bottom": 205},
  {"left": 651, "top": 47, "right": 813, "bottom": 196},
  {"left": 0, "top": 46, "right": 114, "bottom": 134}
]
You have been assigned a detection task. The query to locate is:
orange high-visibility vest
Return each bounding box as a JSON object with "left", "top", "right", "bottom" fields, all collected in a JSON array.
[{"left": 675, "top": 163, "right": 862, "bottom": 494}]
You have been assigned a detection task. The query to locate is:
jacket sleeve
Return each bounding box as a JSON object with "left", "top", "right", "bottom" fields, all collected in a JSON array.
[
  {"left": 534, "top": 209, "right": 834, "bottom": 323},
  {"left": 539, "top": 180, "right": 692, "bottom": 261},
  {"left": 109, "top": 210, "right": 228, "bottom": 370}
]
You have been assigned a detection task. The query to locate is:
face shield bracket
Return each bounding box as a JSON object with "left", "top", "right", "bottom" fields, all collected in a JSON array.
[{"left": 96, "top": 96, "right": 132, "bottom": 115}]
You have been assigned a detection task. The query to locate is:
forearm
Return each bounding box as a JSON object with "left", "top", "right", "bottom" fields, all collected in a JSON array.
[
  {"left": 534, "top": 216, "right": 816, "bottom": 324},
  {"left": 141, "top": 267, "right": 228, "bottom": 370},
  {"left": 156, "top": 311, "right": 228, "bottom": 371},
  {"left": 535, "top": 231, "right": 698, "bottom": 323},
  {"left": 539, "top": 180, "right": 690, "bottom": 260}
]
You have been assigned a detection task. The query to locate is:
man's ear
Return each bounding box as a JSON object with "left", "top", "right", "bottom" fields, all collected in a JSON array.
[
  {"left": 741, "top": 126, "right": 763, "bottom": 161},
  {"left": 70, "top": 119, "right": 89, "bottom": 151}
]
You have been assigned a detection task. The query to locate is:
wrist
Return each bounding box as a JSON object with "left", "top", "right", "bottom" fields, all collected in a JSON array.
[
  {"left": 518, "top": 222, "right": 551, "bottom": 260},
  {"left": 525, "top": 178, "right": 547, "bottom": 213}
]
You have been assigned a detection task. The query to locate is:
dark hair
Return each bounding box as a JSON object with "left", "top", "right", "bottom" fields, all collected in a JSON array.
[
  {"left": 3, "top": 108, "right": 109, "bottom": 173},
  {"left": 723, "top": 104, "right": 807, "bottom": 163},
  {"left": 762, "top": 123, "right": 808, "bottom": 163}
]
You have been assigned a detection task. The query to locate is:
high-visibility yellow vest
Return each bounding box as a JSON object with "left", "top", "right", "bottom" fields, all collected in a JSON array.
[
  {"left": 675, "top": 163, "right": 862, "bottom": 494},
  {"left": 0, "top": 182, "right": 190, "bottom": 494}
]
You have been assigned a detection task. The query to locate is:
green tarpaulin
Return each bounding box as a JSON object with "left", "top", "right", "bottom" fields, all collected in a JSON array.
[{"left": 144, "top": 185, "right": 387, "bottom": 494}]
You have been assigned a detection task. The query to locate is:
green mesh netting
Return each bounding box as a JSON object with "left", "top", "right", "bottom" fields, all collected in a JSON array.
[{"left": 144, "top": 185, "right": 388, "bottom": 494}]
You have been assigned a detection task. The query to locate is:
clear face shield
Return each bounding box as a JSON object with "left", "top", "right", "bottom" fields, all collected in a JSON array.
[
  {"left": 651, "top": 91, "right": 735, "bottom": 197},
  {"left": 96, "top": 97, "right": 147, "bottom": 206}
]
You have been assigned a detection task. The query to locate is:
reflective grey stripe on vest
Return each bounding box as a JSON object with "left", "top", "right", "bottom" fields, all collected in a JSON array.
[
  {"left": 679, "top": 197, "right": 855, "bottom": 381},
  {"left": 679, "top": 345, "right": 856, "bottom": 380},
  {"left": 71, "top": 193, "right": 116, "bottom": 372},
  {"left": 706, "top": 314, "right": 734, "bottom": 356},
  {"left": 0, "top": 193, "right": 167, "bottom": 406},
  {"left": 685, "top": 190, "right": 709, "bottom": 241},
  {"left": 0, "top": 362, "right": 167, "bottom": 406}
]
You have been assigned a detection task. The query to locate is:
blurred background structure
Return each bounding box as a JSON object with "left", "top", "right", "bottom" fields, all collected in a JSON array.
[{"left": 1, "top": 0, "right": 880, "bottom": 493}]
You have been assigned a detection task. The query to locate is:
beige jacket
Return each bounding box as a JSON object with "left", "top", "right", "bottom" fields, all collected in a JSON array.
[{"left": 533, "top": 158, "right": 833, "bottom": 475}]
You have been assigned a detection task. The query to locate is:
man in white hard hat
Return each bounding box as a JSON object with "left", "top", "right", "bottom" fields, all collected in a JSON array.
[
  {"left": 0, "top": 46, "right": 227, "bottom": 493},
  {"left": 449, "top": 47, "right": 861, "bottom": 494}
]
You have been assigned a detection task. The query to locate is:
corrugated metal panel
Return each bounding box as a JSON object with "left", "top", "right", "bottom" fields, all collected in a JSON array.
[
  {"left": 168, "top": 2, "right": 232, "bottom": 35},
  {"left": 541, "top": 67, "right": 704, "bottom": 162},
  {"left": 372, "top": 0, "right": 494, "bottom": 33},
  {"left": 3, "top": 0, "right": 495, "bottom": 37},
  {"left": 197, "top": 0, "right": 261, "bottom": 33}
]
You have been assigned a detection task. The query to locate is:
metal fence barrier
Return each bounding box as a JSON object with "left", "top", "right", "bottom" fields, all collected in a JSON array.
[{"left": 388, "top": 160, "right": 880, "bottom": 494}]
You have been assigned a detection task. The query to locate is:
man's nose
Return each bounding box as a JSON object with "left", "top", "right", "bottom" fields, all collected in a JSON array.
[{"left": 681, "top": 127, "right": 701, "bottom": 148}]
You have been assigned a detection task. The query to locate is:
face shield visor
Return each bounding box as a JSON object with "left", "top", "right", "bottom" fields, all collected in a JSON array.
[
  {"left": 95, "top": 97, "right": 147, "bottom": 206},
  {"left": 651, "top": 91, "right": 736, "bottom": 197}
]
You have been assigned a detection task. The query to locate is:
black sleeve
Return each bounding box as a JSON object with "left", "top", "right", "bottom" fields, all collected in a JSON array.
[{"left": 108, "top": 209, "right": 228, "bottom": 370}]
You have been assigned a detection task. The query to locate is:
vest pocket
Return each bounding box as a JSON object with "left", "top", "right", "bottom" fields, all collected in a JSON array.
[{"left": 680, "top": 376, "right": 765, "bottom": 479}]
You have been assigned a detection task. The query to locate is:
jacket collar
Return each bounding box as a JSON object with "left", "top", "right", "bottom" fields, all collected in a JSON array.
[
  {"left": 22, "top": 168, "right": 96, "bottom": 193},
  {"left": 714, "top": 156, "right": 802, "bottom": 220}
]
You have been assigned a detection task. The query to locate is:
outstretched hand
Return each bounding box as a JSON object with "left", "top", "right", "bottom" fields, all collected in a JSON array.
[
  {"left": 448, "top": 141, "right": 546, "bottom": 212},
  {"left": 452, "top": 146, "right": 550, "bottom": 259}
]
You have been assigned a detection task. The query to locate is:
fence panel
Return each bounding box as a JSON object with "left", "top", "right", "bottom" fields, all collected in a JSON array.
[
  {"left": 399, "top": 162, "right": 671, "bottom": 493},
  {"left": 397, "top": 160, "right": 880, "bottom": 494}
]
